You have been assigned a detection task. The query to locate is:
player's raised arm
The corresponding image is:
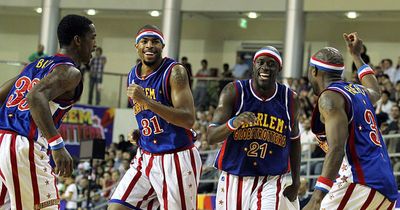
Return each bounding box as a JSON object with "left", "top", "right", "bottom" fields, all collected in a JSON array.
[
  {"left": 0, "top": 76, "right": 18, "bottom": 106},
  {"left": 206, "top": 82, "right": 257, "bottom": 145},
  {"left": 344, "top": 32, "right": 381, "bottom": 104}
]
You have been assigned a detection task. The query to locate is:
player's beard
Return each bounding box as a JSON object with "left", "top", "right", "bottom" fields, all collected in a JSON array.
[{"left": 143, "top": 59, "right": 157, "bottom": 67}]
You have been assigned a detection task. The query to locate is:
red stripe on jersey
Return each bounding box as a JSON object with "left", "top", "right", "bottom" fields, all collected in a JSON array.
[
  {"left": 217, "top": 140, "right": 228, "bottom": 169},
  {"left": 337, "top": 183, "right": 356, "bottom": 210},
  {"left": 145, "top": 154, "right": 154, "bottom": 177},
  {"left": 137, "top": 188, "right": 155, "bottom": 208},
  {"left": 348, "top": 123, "right": 366, "bottom": 184},
  {"left": 387, "top": 201, "right": 395, "bottom": 209},
  {"left": 189, "top": 148, "right": 198, "bottom": 185},
  {"left": 147, "top": 199, "right": 154, "bottom": 210},
  {"left": 173, "top": 153, "right": 187, "bottom": 210},
  {"left": 251, "top": 176, "right": 259, "bottom": 195},
  {"left": 360, "top": 188, "right": 375, "bottom": 210},
  {"left": 376, "top": 197, "right": 386, "bottom": 209},
  {"left": 28, "top": 140, "right": 40, "bottom": 207},
  {"left": 257, "top": 176, "right": 268, "bottom": 210},
  {"left": 233, "top": 82, "right": 240, "bottom": 110},
  {"left": 226, "top": 174, "right": 230, "bottom": 210},
  {"left": 237, "top": 177, "right": 243, "bottom": 210},
  {"left": 28, "top": 118, "right": 37, "bottom": 140},
  {"left": 0, "top": 183, "right": 7, "bottom": 205},
  {"left": 10, "top": 135, "right": 22, "bottom": 210},
  {"left": 161, "top": 155, "right": 168, "bottom": 210},
  {"left": 122, "top": 157, "right": 143, "bottom": 201},
  {"left": 275, "top": 175, "right": 282, "bottom": 210}
]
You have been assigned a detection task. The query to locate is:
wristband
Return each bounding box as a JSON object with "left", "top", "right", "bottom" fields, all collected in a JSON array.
[
  {"left": 315, "top": 176, "right": 334, "bottom": 193},
  {"left": 357, "top": 64, "right": 374, "bottom": 81},
  {"left": 47, "top": 134, "right": 65, "bottom": 150},
  {"left": 226, "top": 117, "right": 237, "bottom": 131}
]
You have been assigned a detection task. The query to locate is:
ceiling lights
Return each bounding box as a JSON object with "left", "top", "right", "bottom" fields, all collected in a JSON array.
[
  {"left": 346, "top": 11, "right": 358, "bottom": 19},
  {"left": 247, "top": 12, "right": 258, "bottom": 19},
  {"left": 86, "top": 9, "right": 97, "bottom": 16},
  {"left": 149, "top": 10, "right": 160, "bottom": 17}
]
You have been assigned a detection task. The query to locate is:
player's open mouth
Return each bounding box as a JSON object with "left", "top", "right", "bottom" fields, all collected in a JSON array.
[
  {"left": 258, "top": 72, "right": 270, "bottom": 80},
  {"left": 144, "top": 52, "right": 156, "bottom": 59}
]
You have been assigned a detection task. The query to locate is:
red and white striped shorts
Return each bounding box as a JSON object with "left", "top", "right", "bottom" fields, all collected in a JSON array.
[
  {"left": 0, "top": 130, "right": 60, "bottom": 210},
  {"left": 216, "top": 172, "right": 299, "bottom": 210},
  {"left": 321, "top": 182, "right": 396, "bottom": 210},
  {"left": 110, "top": 146, "right": 202, "bottom": 210}
]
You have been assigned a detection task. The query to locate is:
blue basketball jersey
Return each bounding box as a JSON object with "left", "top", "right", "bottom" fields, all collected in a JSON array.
[
  {"left": 127, "top": 57, "right": 194, "bottom": 154},
  {"left": 311, "top": 81, "right": 398, "bottom": 201},
  {"left": 0, "top": 54, "right": 83, "bottom": 141},
  {"left": 214, "top": 80, "right": 298, "bottom": 176}
]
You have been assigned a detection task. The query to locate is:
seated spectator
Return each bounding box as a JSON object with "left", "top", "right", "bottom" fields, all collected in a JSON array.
[
  {"left": 61, "top": 175, "right": 79, "bottom": 210},
  {"left": 298, "top": 177, "right": 311, "bottom": 209},
  {"left": 232, "top": 54, "right": 250, "bottom": 79},
  {"left": 375, "top": 90, "right": 395, "bottom": 117},
  {"left": 28, "top": 44, "right": 48, "bottom": 62}
]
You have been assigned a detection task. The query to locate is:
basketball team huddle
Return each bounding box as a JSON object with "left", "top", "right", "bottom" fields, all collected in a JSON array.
[{"left": 0, "top": 14, "right": 397, "bottom": 210}]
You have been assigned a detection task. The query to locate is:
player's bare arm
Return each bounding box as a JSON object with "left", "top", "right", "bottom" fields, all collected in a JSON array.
[
  {"left": 27, "top": 65, "right": 81, "bottom": 176},
  {"left": 0, "top": 76, "right": 18, "bottom": 106},
  {"left": 344, "top": 32, "right": 381, "bottom": 104},
  {"left": 283, "top": 93, "right": 301, "bottom": 201},
  {"left": 206, "top": 82, "right": 257, "bottom": 145},
  {"left": 309, "top": 91, "right": 348, "bottom": 203},
  {"left": 128, "top": 64, "right": 195, "bottom": 129}
]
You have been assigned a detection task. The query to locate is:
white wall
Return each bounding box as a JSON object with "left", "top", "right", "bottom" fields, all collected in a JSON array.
[{"left": 112, "top": 108, "right": 138, "bottom": 143}]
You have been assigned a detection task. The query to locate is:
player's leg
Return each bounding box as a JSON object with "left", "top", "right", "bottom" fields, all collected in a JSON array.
[
  {"left": 109, "top": 149, "right": 158, "bottom": 210},
  {"left": 249, "top": 173, "right": 298, "bottom": 210},
  {"left": 0, "top": 133, "right": 61, "bottom": 209},
  {"left": 320, "top": 182, "right": 393, "bottom": 209},
  {"left": 0, "top": 170, "right": 10, "bottom": 210},
  {"left": 216, "top": 172, "right": 256, "bottom": 210},
  {"left": 148, "top": 147, "right": 202, "bottom": 210}
]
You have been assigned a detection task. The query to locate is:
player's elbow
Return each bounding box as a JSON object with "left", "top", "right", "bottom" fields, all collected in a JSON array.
[{"left": 183, "top": 116, "right": 195, "bottom": 129}]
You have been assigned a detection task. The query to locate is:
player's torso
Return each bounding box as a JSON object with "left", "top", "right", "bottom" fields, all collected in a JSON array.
[
  {"left": 216, "top": 80, "right": 295, "bottom": 176},
  {"left": 311, "top": 82, "right": 398, "bottom": 201},
  {"left": 128, "top": 58, "right": 194, "bottom": 154},
  {"left": 0, "top": 54, "right": 82, "bottom": 140}
]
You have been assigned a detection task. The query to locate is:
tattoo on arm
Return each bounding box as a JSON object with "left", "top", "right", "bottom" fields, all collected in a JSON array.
[{"left": 170, "top": 65, "right": 189, "bottom": 89}]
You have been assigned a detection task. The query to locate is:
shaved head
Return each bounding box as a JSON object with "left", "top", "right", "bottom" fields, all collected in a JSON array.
[{"left": 313, "top": 47, "right": 344, "bottom": 66}]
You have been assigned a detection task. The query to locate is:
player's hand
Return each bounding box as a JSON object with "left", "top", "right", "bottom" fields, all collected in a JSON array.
[
  {"left": 233, "top": 112, "right": 257, "bottom": 128},
  {"left": 128, "top": 129, "right": 140, "bottom": 146},
  {"left": 302, "top": 196, "right": 321, "bottom": 210},
  {"left": 127, "top": 84, "right": 148, "bottom": 105},
  {"left": 343, "top": 32, "right": 363, "bottom": 57},
  {"left": 283, "top": 184, "right": 299, "bottom": 202},
  {"left": 52, "top": 147, "right": 73, "bottom": 177}
]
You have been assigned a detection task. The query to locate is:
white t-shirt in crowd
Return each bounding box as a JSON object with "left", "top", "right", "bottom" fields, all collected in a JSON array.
[{"left": 65, "top": 183, "right": 78, "bottom": 209}]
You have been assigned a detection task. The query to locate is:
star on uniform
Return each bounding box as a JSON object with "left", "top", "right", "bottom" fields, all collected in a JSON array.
[
  {"left": 341, "top": 164, "right": 348, "bottom": 171},
  {"left": 189, "top": 184, "right": 193, "bottom": 188},
  {"left": 269, "top": 150, "right": 273, "bottom": 155},
  {"left": 153, "top": 139, "right": 157, "bottom": 144},
  {"left": 221, "top": 187, "right": 224, "bottom": 193},
  {"left": 45, "top": 180, "right": 50, "bottom": 185},
  {"left": 358, "top": 125, "right": 362, "bottom": 131},
  {"left": 341, "top": 175, "right": 348, "bottom": 183},
  {"left": 337, "top": 182, "right": 343, "bottom": 188},
  {"left": 219, "top": 200, "right": 224, "bottom": 205},
  {"left": 253, "top": 161, "right": 257, "bottom": 166},
  {"left": 40, "top": 155, "right": 44, "bottom": 160},
  {"left": 187, "top": 171, "right": 192, "bottom": 176},
  {"left": 47, "top": 193, "right": 51, "bottom": 199},
  {"left": 329, "top": 193, "right": 334, "bottom": 200},
  {"left": 244, "top": 148, "right": 248, "bottom": 152},
  {"left": 43, "top": 167, "right": 47, "bottom": 173}
]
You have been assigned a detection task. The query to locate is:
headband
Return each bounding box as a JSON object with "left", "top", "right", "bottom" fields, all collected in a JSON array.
[
  {"left": 310, "top": 56, "right": 344, "bottom": 73},
  {"left": 253, "top": 48, "right": 282, "bottom": 66},
  {"left": 135, "top": 29, "right": 165, "bottom": 45}
]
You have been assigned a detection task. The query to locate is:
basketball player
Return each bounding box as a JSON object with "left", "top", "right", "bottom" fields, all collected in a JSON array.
[
  {"left": 108, "top": 25, "right": 202, "bottom": 210},
  {"left": 207, "top": 46, "right": 301, "bottom": 210},
  {"left": 0, "top": 14, "right": 96, "bottom": 209},
  {"left": 303, "top": 32, "right": 398, "bottom": 209}
]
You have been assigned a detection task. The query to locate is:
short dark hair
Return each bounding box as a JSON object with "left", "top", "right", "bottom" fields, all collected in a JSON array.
[
  {"left": 57, "top": 14, "right": 93, "bottom": 47},
  {"left": 181, "top": 56, "right": 188, "bottom": 61},
  {"left": 201, "top": 59, "right": 208, "bottom": 65},
  {"left": 96, "top": 47, "right": 103, "bottom": 54}
]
